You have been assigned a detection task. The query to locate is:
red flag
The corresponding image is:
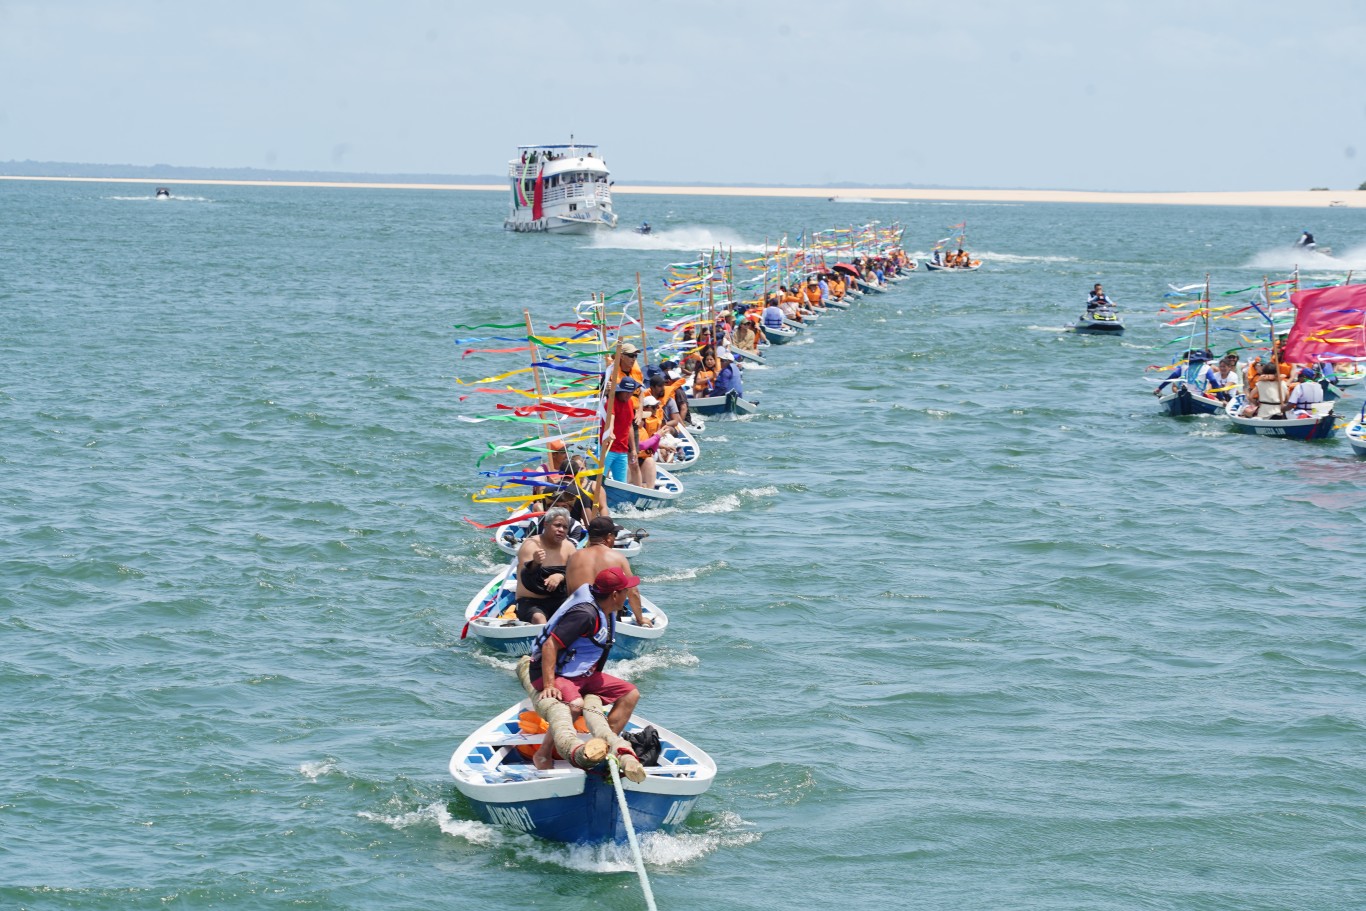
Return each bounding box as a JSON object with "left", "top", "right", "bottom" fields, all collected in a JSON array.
[
  {"left": 1283, "top": 285, "right": 1366, "bottom": 363},
  {"left": 531, "top": 168, "right": 544, "bottom": 221}
]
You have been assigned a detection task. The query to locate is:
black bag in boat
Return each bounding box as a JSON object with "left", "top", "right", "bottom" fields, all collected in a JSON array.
[{"left": 621, "top": 725, "right": 661, "bottom": 766}]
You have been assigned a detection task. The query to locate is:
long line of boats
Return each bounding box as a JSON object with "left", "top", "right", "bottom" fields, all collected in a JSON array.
[{"left": 449, "top": 223, "right": 918, "bottom": 846}]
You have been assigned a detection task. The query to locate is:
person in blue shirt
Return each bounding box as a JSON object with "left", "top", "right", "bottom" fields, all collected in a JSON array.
[
  {"left": 1154, "top": 349, "right": 1217, "bottom": 397},
  {"left": 762, "top": 295, "right": 786, "bottom": 329},
  {"left": 710, "top": 348, "right": 743, "bottom": 398}
]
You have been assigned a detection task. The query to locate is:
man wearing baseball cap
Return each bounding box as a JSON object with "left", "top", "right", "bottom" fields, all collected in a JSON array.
[
  {"left": 527, "top": 566, "right": 643, "bottom": 769},
  {"left": 613, "top": 341, "right": 644, "bottom": 390},
  {"left": 565, "top": 517, "right": 652, "bottom": 627}
]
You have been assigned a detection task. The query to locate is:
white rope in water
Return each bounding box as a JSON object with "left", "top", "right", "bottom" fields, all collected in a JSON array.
[{"left": 607, "top": 756, "right": 658, "bottom": 911}]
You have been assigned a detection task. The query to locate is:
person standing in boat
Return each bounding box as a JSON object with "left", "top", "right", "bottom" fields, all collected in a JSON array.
[
  {"left": 528, "top": 566, "right": 644, "bottom": 769},
  {"left": 612, "top": 342, "right": 644, "bottom": 391},
  {"left": 604, "top": 377, "right": 642, "bottom": 485},
  {"left": 565, "top": 517, "right": 651, "bottom": 627},
  {"left": 514, "top": 508, "right": 577, "bottom": 624}
]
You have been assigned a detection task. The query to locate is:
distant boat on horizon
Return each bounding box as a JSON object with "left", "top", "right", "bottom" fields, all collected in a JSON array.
[{"left": 155, "top": 187, "right": 171, "bottom": 198}]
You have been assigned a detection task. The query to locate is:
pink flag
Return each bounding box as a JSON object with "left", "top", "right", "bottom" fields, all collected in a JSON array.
[{"left": 1283, "top": 284, "right": 1366, "bottom": 363}]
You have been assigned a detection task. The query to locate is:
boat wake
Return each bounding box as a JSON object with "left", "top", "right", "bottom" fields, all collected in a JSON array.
[
  {"left": 828, "top": 197, "right": 908, "bottom": 205},
  {"left": 371, "top": 802, "right": 758, "bottom": 871},
  {"left": 977, "top": 251, "right": 1078, "bottom": 264},
  {"left": 609, "top": 650, "right": 700, "bottom": 680},
  {"left": 643, "top": 561, "right": 729, "bottom": 583},
  {"left": 1246, "top": 244, "right": 1366, "bottom": 272},
  {"left": 107, "top": 194, "right": 212, "bottom": 202},
  {"left": 589, "top": 226, "right": 768, "bottom": 253}
]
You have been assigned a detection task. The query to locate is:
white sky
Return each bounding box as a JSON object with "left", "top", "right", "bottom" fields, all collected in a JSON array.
[{"left": 2, "top": 0, "right": 1364, "bottom": 191}]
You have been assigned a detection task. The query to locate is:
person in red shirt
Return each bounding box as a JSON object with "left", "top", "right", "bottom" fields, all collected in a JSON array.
[{"left": 604, "top": 377, "right": 641, "bottom": 485}]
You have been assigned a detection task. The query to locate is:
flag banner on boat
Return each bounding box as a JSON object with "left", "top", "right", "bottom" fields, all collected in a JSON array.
[{"left": 1284, "top": 285, "right": 1366, "bottom": 363}]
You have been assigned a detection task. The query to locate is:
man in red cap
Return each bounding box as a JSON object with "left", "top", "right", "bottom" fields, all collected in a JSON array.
[{"left": 527, "top": 566, "right": 643, "bottom": 769}]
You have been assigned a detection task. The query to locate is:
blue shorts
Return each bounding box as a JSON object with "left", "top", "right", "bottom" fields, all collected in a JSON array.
[{"left": 604, "top": 450, "right": 630, "bottom": 482}]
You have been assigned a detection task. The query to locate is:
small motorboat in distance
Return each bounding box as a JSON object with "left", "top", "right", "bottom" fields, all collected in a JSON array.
[{"left": 155, "top": 187, "right": 171, "bottom": 198}]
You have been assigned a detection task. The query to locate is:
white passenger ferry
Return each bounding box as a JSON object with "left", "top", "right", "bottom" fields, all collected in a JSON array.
[{"left": 504, "top": 138, "right": 618, "bottom": 234}]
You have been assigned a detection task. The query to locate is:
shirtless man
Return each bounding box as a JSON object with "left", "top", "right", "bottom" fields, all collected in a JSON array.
[
  {"left": 514, "top": 508, "right": 577, "bottom": 624},
  {"left": 564, "top": 516, "right": 652, "bottom": 626}
]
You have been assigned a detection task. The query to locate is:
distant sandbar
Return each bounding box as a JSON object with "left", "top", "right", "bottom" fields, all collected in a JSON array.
[{"left": 2, "top": 174, "right": 1359, "bottom": 208}]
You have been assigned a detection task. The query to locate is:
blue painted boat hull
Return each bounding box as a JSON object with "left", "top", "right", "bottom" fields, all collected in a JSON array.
[
  {"left": 465, "top": 772, "right": 700, "bottom": 844},
  {"left": 469, "top": 625, "right": 658, "bottom": 659},
  {"left": 761, "top": 324, "right": 798, "bottom": 345},
  {"left": 1157, "top": 385, "right": 1223, "bottom": 416},
  {"left": 689, "top": 392, "right": 759, "bottom": 417},
  {"left": 451, "top": 702, "right": 716, "bottom": 845},
  {"left": 602, "top": 467, "right": 682, "bottom": 512},
  {"left": 1225, "top": 396, "right": 1338, "bottom": 440}
]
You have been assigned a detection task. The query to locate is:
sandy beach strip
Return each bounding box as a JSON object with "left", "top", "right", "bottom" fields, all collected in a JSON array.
[{"left": 2, "top": 174, "right": 1360, "bottom": 208}]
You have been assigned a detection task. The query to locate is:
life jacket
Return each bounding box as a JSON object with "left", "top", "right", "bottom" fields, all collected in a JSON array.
[
  {"left": 803, "top": 284, "right": 822, "bottom": 305},
  {"left": 693, "top": 367, "right": 718, "bottom": 396},
  {"left": 1182, "top": 363, "right": 1210, "bottom": 391},
  {"left": 530, "top": 584, "right": 615, "bottom": 678},
  {"left": 763, "top": 306, "right": 786, "bottom": 328},
  {"left": 516, "top": 711, "right": 589, "bottom": 760},
  {"left": 1255, "top": 378, "right": 1287, "bottom": 418}
]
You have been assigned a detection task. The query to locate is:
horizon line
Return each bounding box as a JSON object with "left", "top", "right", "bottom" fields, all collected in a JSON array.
[{"left": 1, "top": 175, "right": 1361, "bottom": 208}]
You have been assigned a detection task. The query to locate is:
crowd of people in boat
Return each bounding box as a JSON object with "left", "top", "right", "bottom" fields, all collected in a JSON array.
[
  {"left": 1153, "top": 336, "right": 1337, "bottom": 420},
  {"left": 930, "top": 247, "right": 975, "bottom": 268}
]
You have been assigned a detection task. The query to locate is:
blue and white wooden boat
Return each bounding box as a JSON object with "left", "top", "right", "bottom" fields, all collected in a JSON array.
[
  {"left": 1074, "top": 308, "right": 1125, "bottom": 335},
  {"left": 761, "top": 323, "right": 799, "bottom": 345},
  {"left": 731, "top": 346, "right": 766, "bottom": 366},
  {"left": 688, "top": 390, "right": 759, "bottom": 417},
  {"left": 665, "top": 425, "right": 700, "bottom": 471},
  {"left": 1331, "top": 362, "right": 1364, "bottom": 388},
  {"left": 462, "top": 564, "right": 668, "bottom": 657},
  {"left": 1225, "top": 394, "right": 1337, "bottom": 441},
  {"left": 923, "top": 260, "right": 980, "bottom": 272},
  {"left": 1156, "top": 383, "right": 1224, "bottom": 417},
  {"left": 449, "top": 699, "right": 715, "bottom": 844},
  {"left": 603, "top": 465, "right": 682, "bottom": 511},
  {"left": 821, "top": 296, "right": 852, "bottom": 310},
  {"left": 495, "top": 508, "right": 644, "bottom": 559},
  {"left": 1345, "top": 406, "right": 1366, "bottom": 456}
]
